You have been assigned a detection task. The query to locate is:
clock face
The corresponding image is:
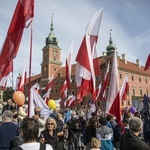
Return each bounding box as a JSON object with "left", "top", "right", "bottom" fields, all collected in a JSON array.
[{"left": 52, "top": 50, "right": 58, "bottom": 60}]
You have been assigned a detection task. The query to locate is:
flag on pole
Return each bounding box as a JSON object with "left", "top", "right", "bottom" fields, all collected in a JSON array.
[
  {"left": 33, "top": 82, "right": 41, "bottom": 94},
  {"left": 43, "top": 75, "right": 54, "bottom": 104},
  {"left": 45, "top": 75, "right": 54, "bottom": 92},
  {"left": 60, "top": 80, "right": 68, "bottom": 98},
  {"left": 101, "top": 60, "right": 110, "bottom": 100},
  {"left": 0, "top": 0, "right": 34, "bottom": 77},
  {"left": 93, "top": 83, "right": 101, "bottom": 101},
  {"left": 16, "top": 65, "right": 26, "bottom": 92},
  {"left": 29, "top": 87, "right": 52, "bottom": 118},
  {"left": 0, "top": 61, "right": 13, "bottom": 79},
  {"left": 120, "top": 76, "right": 129, "bottom": 100},
  {"left": 75, "top": 8, "right": 103, "bottom": 102},
  {"left": 106, "top": 51, "right": 121, "bottom": 124},
  {"left": 66, "top": 41, "right": 73, "bottom": 88},
  {"left": 0, "top": 76, "right": 7, "bottom": 90},
  {"left": 144, "top": 54, "right": 150, "bottom": 71}
]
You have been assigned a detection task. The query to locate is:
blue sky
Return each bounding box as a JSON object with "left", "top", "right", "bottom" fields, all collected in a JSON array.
[{"left": 0, "top": 0, "right": 150, "bottom": 87}]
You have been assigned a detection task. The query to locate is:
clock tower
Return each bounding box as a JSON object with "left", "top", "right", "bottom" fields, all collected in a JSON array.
[{"left": 41, "top": 15, "right": 62, "bottom": 87}]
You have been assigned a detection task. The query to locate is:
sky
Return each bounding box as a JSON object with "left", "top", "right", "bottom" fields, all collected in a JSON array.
[{"left": 0, "top": 0, "right": 150, "bottom": 87}]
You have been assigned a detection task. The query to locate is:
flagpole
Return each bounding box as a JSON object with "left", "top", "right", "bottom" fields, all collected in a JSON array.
[{"left": 28, "top": 22, "right": 33, "bottom": 117}]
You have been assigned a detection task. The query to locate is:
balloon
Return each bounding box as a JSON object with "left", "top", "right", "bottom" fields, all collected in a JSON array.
[
  {"left": 13, "top": 91, "right": 25, "bottom": 105},
  {"left": 130, "top": 106, "right": 136, "bottom": 114},
  {"left": 48, "top": 99, "right": 56, "bottom": 109}
]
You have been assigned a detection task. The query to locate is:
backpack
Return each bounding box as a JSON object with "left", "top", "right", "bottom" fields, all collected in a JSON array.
[{"left": 11, "top": 143, "right": 46, "bottom": 150}]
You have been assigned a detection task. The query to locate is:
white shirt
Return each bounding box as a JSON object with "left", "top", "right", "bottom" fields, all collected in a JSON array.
[{"left": 20, "top": 142, "right": 53, "bottom": 150}]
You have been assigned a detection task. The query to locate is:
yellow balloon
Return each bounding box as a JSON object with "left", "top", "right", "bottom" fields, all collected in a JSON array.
[{"left": 48, "top": 99, "right": 56, "bottom": 109}]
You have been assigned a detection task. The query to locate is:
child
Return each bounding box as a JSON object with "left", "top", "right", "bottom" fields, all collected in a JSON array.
[{"left": 90, "top": 137, "right": 101, "bottom": 150}]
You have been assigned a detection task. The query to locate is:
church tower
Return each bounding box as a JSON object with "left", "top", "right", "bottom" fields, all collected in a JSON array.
[{"left": 41, "top": 15, "right": 62, "bottom": 88}]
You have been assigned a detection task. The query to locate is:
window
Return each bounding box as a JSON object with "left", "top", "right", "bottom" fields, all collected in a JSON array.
[
  {"left": 55, "top": 88, "right": 57, "bottom": 93},
  {"left": 140, "top": 88, "right": 142, "bottom": 96},
  {"left": 146, "top": 78, "right": 148, "bottom": 83},
  {"left": 146, "top": 89, "right": 149, "bottom": 95},
  {"left": 122, "top": 101, "right": 124, "bottom": 106},
  {"left": 44, "top": 67, "right": 47, "bottom": 71},
  {"left": 54, "top": 68, "right": 56, "bottom": 71},
  {"left": 139, "top": 77, "right": 141, "bottom": 82},
  {"left": 60, "top": 81, "right": 63, "bottom": 85},
  {"left": 132, "top": 88, "right": 135, "bottom": 96},
  {"left": 120, "top": 74, "right": 122, "bottom": 80},
  {"left": 51, "top": 89, "right": 53, "bottom": 93},
  {"left": 132, "top": 76, "right": 134, "bottom": 81}
]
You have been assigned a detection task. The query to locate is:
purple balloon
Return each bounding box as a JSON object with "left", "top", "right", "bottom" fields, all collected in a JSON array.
[{"left": 130, "top": 107, "right": 136, "bottom": 114}]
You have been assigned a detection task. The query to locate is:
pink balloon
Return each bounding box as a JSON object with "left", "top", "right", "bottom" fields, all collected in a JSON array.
[{"left": 13, "top": 91, "right": 25, "bottom": 105}]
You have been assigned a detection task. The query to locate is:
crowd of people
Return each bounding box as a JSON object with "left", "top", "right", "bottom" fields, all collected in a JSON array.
[{"left": 0, "top": 99, "right": 150, "bottom": 150}]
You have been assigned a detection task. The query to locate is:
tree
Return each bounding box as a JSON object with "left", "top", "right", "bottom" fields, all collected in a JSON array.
[{"left": 3, "top": 87, "right": 14, "bottom": 102}]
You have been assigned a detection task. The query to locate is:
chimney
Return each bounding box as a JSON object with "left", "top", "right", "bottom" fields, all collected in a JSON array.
[
  {"left": 102, "top": 52, "right": 106, "bottom": 56},
  {"left": 136, "top": 59, "right": 141, "bottom": 68},
  {"left": 122, "top": 54, "right": 127, "bottom": 64}
]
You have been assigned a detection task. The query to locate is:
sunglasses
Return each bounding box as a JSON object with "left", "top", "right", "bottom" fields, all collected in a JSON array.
[{"left": 47, "top": 123, "right": 54, "bottom": 126}]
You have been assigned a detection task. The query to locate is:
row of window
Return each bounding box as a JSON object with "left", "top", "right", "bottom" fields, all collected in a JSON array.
[
  {"left": 119, "top": 74, "right": 148, "bottom": 83},
  {"left": 132, "top": 88, "right": 149, "bottom": 96}
]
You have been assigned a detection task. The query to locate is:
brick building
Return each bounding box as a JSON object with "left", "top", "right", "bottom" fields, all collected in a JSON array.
[{"left": 25, "top": 18, "right": 150, "bottom": 109}]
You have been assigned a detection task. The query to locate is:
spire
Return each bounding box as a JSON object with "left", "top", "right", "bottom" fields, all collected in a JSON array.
[
  {"left": 109, "top": 29, "right": 113, "bottom": 45},
  {"left": 106, "top": 29, "right": 116, "bottom": 56},
  {"left": 50, "top": 13, "right": 54, "bottom": 32},
  {"left": 45, "top": 13, "right": 58, "bottom": 46}
]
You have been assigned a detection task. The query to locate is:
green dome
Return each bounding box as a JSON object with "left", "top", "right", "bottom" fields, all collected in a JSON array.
[
  {"left": 46, "top": 32, "right": 58, "bottom": 45},
  {"left": 45, "top": 14, "right": 58, "bottom": 46},
  {"left": 106, "top": 30, "right": 116, "bottom": 56}
]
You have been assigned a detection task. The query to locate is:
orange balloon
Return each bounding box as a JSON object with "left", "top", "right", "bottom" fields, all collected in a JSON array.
[{"left": 13, "top": 91, "right": 25, "bottom": 105}]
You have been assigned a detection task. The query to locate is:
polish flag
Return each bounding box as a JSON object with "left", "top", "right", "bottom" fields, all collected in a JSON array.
[
  {"left": 45, "top": 75, "right": 54, "bottom": 92},
  {"left": 120, "top": 76, "right": 129, "bottom": 100},
  {"left": 68, "top": 95, "right": 76, "bottom": 107},
  {"left": 29, "top": 87, "right": 52, "bottom": 118},
  {"left": 75, "top": 8, "right": 103, "bottom": 102},
  {"left": 33, "top": 82, "right": 40, "bottom": 94},
  {"left": 17, "top": 65, "right": 26, "bottom": 92},
  {"left": 0, "top": 0, "right": 34, "bottom": 76},
  {"left": 60, "top": 80, "right": 68, "bottom": 98},
  {"left": 0, "top": 76, "right": 7, "bottom": 90},
  {"left": 66, "top": 41, "right": 73, "bottom": 88},
  {"left": 101, "top": 60, "right": 110, "bottom": 100},
  {"left": 106, "top": 51, "right": 121, "bottom": 124},
  {"left": 144, "top": 54, "right": 150, "bottom": 71},
  {"left": 93, "top": 83, "right": 102, "bottom": 101},
  {"left": 43, "top": 75, "right": 54, "bottom": 104}
]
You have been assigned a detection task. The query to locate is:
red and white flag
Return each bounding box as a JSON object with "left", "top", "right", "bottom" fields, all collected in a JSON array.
[
  {"left": 68, "top": 95, "right": 76, "bottom": 107},
  {"left": 66, "top": 41, "right": 73, "bottom": 88},
  {"left": 120, "top": 76, "right": 129, "bottom": 100},
  {"left": 106, "top": 51, "right": 121, "bottom": 124},
  {"left": 93, "top": 83, "right": 102, "bottom": 101},
  {"left": 60, "top": 80, "right": 68, "bottom": 99},
  {"left": 144, "top": 54, "right": 150, "bottom": 71},
  {"left": 29, "top": 87, "right": 52, "bottom": 118},
  {"left": 16, "top": 65, "right": 26, "bottom": 92},
  {"left": 101, "top": 60, "right": 110, "bottom": 100},
  {"left": 45, "top": 75, "right": 54, "bottom": 92},
  {"left": 0, "top": 0, "right": 34, "bottom": 77},
  {"left": 0, "top": 76, "right": 7, "bottom": 90},
  {"left": 33, "top": 82, "right": 41, "bottom": 94},
  {"left": 75, "top": 8, "right": 103, "bottom": 102},
  {"left": 43, "top": 75, "right": 54, "bottom": 104}
]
